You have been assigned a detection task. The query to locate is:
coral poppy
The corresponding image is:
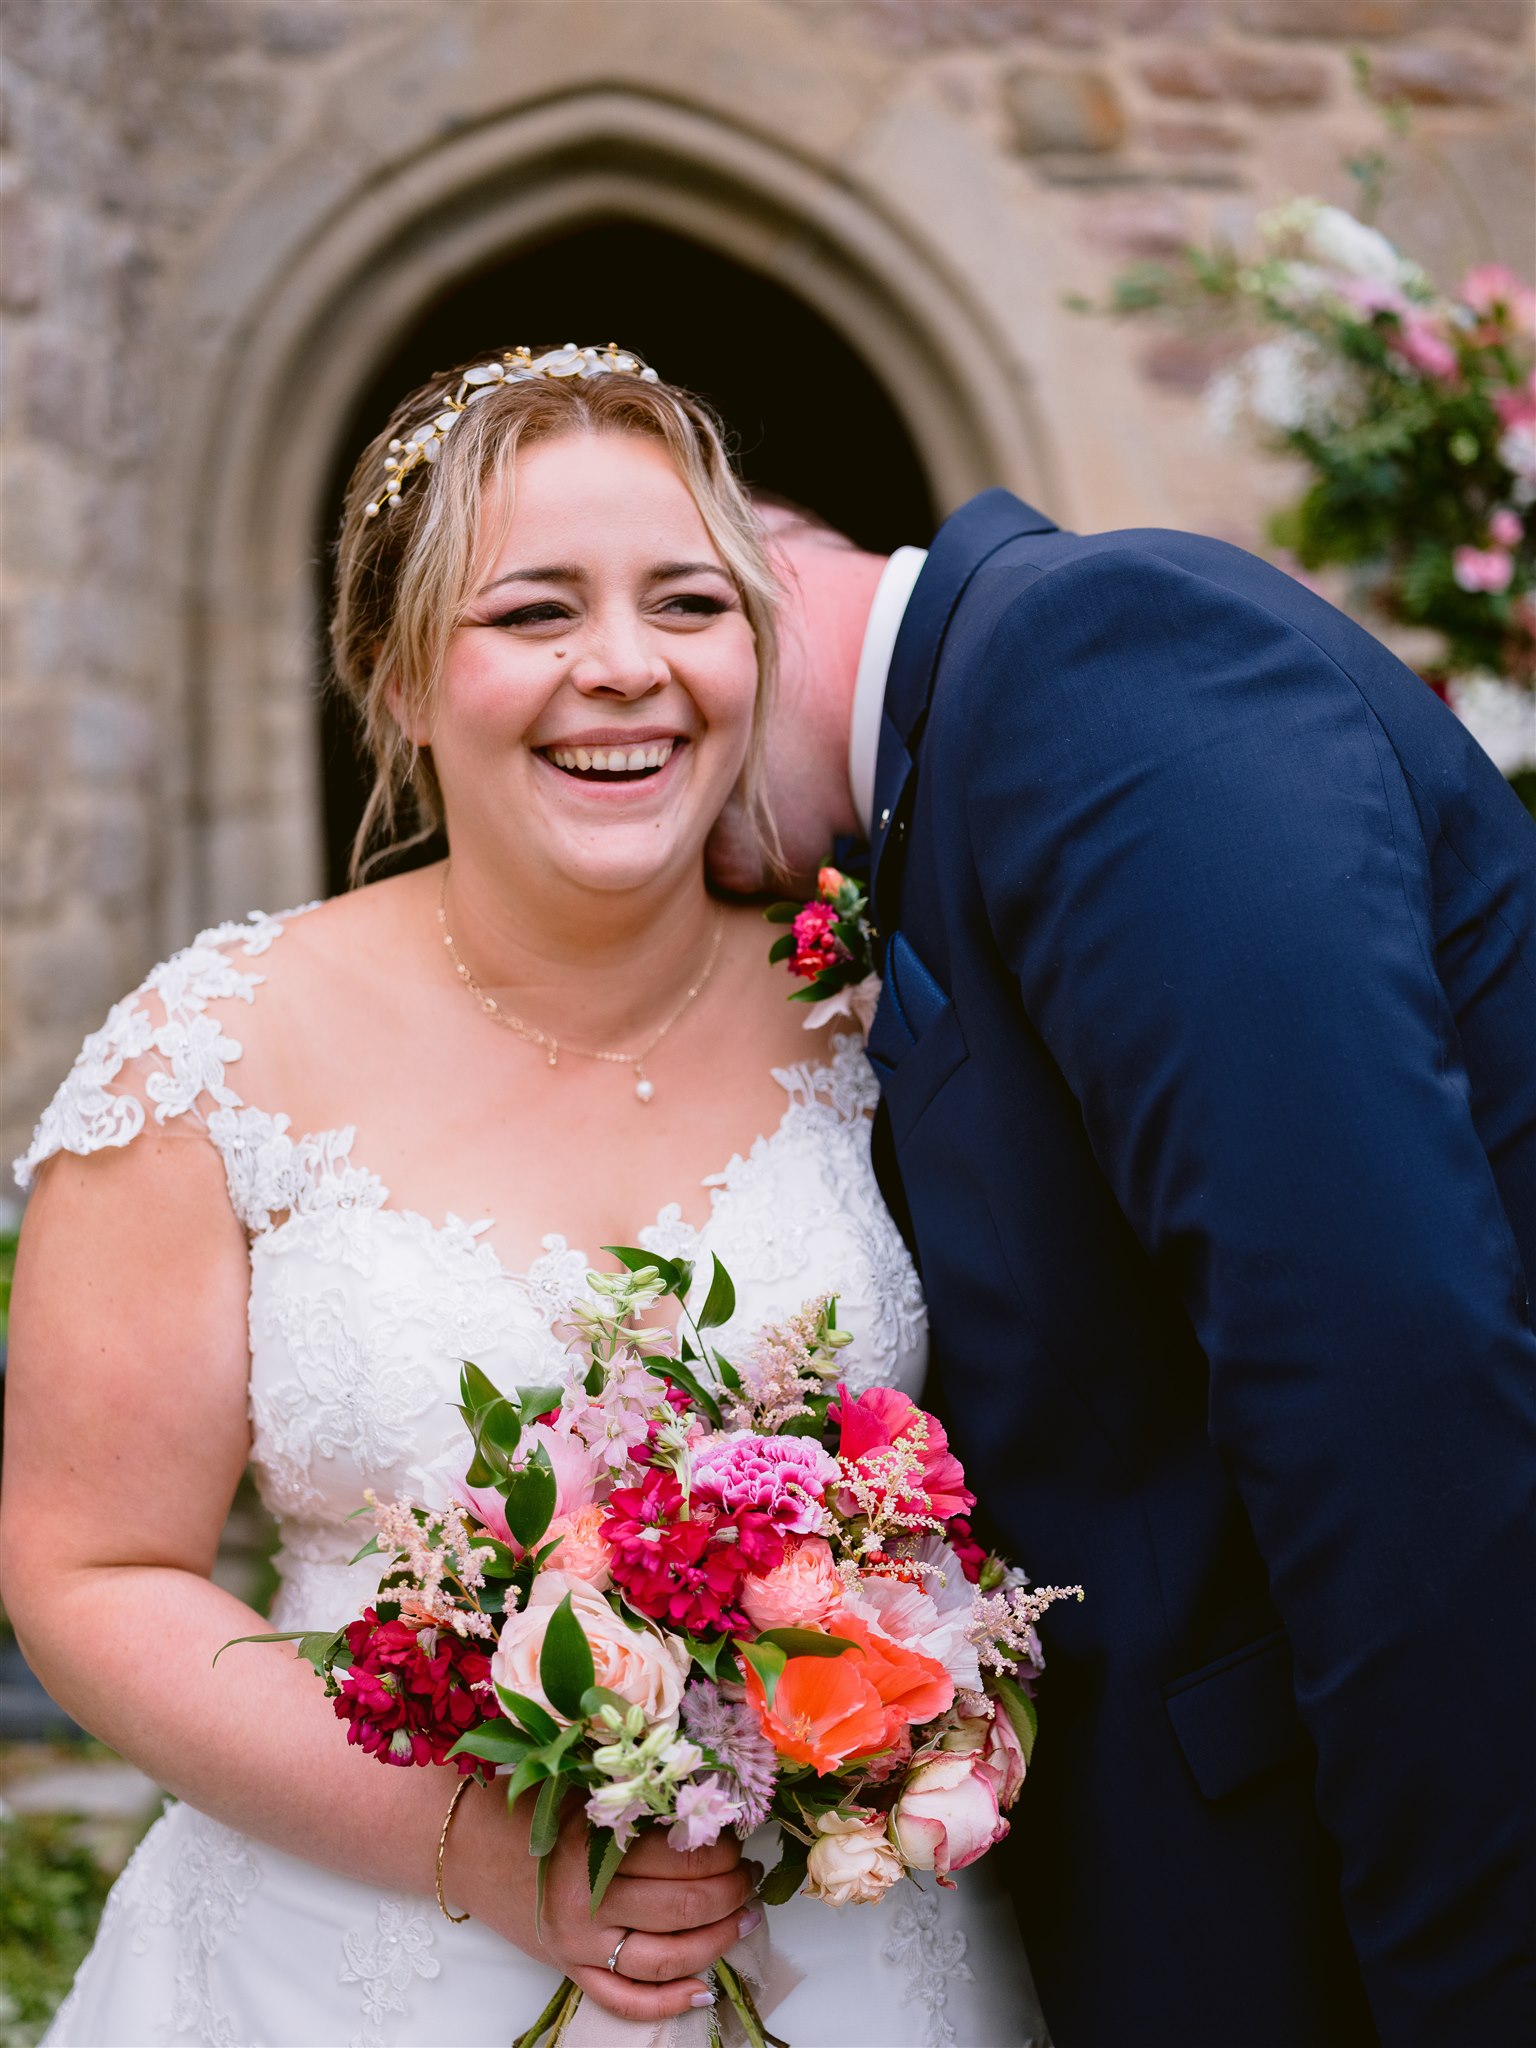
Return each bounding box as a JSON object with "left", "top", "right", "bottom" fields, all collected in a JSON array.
[
  {"left": 833, "top": 1613, "right": 954, "bottom": 1741},
  {"left": 744, "top": 1650, "right": 888, "bottom": 1774}
]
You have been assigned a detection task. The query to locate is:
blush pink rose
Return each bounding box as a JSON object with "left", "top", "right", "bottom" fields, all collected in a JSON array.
[
  {"left": 1488, "top": 508, "right": 1524, "bottom": 549},
  {"left": 1453, "top": 545, "right": 1515, "bottom": 594},
  {"left": 891, "top": 1752, "right": 1008, "bottom": 1883},
  {"left": 945, "top": 1707, "right": 1028, "bottom": 1810},
  {"left": 740, "top": 1537, "right": 844, "bottom": 1633},
  {"left": 490, "top": 1572, "right": 687, "bottom": 1728}
]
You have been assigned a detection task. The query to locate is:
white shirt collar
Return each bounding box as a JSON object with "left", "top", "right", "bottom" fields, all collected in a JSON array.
[{"left": 848, "top": 546, "right": 928, "bottom": 836}]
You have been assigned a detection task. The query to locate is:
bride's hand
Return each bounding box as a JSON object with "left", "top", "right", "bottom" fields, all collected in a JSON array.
[{"left": 452, "top": 1780, "right": 762, "bottom": 2022}]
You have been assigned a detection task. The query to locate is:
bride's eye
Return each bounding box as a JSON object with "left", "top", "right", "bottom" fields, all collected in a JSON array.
[
  {"left": 658, "top": 592, "right": 733, "bottom": 619},
  {"left": 486, "top": 601, "right": 572, "bottom": 629}
]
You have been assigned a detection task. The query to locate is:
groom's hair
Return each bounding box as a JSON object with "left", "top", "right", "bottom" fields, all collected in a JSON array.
[{"left": 749, "top": 488, "right": 859, "bottom": 550}]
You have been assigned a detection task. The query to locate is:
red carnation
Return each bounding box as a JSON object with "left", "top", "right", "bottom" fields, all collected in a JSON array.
[
  {"left": 334, "top": 1608, "right": 500, "bottom": 1773},
  {"left": 790, "top": 902, "right": 844, "bottom": 981},
  {"left": 602, "top": 1468, "right": 779, "bottom": 1637}
]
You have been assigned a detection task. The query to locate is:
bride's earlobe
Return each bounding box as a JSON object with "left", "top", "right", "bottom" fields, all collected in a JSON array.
[{"left": 384, "top": 670, "right": 433, "bottom": 747}]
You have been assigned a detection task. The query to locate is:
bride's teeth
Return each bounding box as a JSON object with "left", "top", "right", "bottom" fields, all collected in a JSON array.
[
  {"left": 627, "top": 748, "right": 647, "bottom": 772},
  {"left": 575, "top": 747, "right": 591, "bottom": 771}
]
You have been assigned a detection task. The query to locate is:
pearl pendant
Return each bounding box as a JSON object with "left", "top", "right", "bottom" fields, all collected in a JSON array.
[{"left": 634, "top": 1074, "right": 655, "bottom": 1104}]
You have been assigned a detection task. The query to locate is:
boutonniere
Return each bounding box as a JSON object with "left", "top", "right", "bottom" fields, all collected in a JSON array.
[{"left": 766, "top": 864, "right": 882, "bottom": 1033}]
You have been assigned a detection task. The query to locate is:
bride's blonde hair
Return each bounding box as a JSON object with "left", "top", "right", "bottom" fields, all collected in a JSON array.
[{"left": 330, "top": 351, "right": 781, "bottom": 884}]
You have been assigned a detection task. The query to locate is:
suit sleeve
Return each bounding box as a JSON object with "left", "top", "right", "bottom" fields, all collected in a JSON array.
[{"left": 964, "top": 549, "right": 1536, "bottom": 2043}]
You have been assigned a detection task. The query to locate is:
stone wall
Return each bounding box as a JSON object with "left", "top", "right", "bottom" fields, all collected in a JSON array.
[{"left": 1, "top": 0, "right": 1531, "bottom": 1179}]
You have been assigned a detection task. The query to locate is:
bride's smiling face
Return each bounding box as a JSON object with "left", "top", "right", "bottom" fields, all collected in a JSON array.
[{"left": 424, "top": 430, "right": 759, "bottom": 899}]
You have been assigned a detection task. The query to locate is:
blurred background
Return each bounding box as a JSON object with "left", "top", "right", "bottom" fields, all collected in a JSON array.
[{"left": 0, "top": 1, "right": 1532, "bottom": 2031}]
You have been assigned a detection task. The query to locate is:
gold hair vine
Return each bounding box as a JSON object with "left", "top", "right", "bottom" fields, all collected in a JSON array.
[{"left": 364, "top": 343, "right": 660, "bottom": 518}]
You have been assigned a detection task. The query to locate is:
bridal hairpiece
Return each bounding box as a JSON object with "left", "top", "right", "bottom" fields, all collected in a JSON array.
[{"left": 363, "top": 342, "right": 660, "bottom": 517}]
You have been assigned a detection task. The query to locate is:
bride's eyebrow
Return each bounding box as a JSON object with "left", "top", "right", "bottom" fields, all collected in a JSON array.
[{"left": 475, "top": 560, "right": 730, "bottom": 598}]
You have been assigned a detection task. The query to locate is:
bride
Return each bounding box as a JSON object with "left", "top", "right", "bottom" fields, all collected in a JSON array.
[{"left": 1, "top": 346, "right": 1043, "bottom": 2046}]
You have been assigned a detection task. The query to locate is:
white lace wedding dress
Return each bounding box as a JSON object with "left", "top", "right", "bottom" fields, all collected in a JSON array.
[{"left": 16, "top": 906, "right": 1045, "bottom": 2048}]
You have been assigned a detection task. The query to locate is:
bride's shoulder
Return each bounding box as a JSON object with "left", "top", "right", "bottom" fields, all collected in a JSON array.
[{"left": 10, "top": 880, "right": 408, "bottom": 1193}]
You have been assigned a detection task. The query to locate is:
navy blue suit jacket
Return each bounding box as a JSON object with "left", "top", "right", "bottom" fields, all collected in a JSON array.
[{"left": 865, "top": 492, "right": 1536, "bottom": 2047}]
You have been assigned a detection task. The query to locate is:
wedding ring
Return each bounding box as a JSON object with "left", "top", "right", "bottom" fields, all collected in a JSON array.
[{"left": 605, "top": 1928, "right": 633, "bottom": 1975}]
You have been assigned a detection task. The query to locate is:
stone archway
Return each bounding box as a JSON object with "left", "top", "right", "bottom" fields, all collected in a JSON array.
[{"left": 175, "top": 88, "right": 1057, "bottom": 927}]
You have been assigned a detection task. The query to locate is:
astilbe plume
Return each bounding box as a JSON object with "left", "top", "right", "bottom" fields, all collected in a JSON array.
[
  {"left": 369, "top": 1494, "right": 496, "bottom": 1640},
  {"left": 680, "top": 1680, "right": 779, "bottom": 1834},
  {"left": 968, "top": 1583, "right": 1084, "bottom": 1683},
  {"left": 727, "top": 1295, "right": 846, "bottom": 1432},
  {"left": 334, "top": 1608, "right": 500, "bottom": 1771}
]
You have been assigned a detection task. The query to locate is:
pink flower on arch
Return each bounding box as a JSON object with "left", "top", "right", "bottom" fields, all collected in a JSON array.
[
  {"left": 1390, "top": 312, "right": 1459, "bottom": 384},
  {"left": 1461, "top": 264, "right": 1536, "bottom": 335},
  {"left": 1453, "top": 545, "right": 1515, "bottom": 595}
]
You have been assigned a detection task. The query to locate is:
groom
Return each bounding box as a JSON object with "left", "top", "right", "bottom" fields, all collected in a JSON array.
[{"left": 715, "top": 491, "right": 1536, "bottom": 2046}]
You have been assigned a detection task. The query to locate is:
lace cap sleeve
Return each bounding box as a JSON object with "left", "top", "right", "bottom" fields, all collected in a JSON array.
[{"left": 12, "top": 909, "right": 297, "bottom": 1192}]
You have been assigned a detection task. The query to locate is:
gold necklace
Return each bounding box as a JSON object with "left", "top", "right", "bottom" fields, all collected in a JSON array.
[{"left": 435, "top": 865, "right": 725, "bottom": 1105}]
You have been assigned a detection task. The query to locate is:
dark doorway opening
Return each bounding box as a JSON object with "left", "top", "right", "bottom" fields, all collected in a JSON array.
[{"left": 316, "top": 218, "right": 936, "bottom": 893}]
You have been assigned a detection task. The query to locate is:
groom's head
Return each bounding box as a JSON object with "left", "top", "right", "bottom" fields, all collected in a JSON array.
[{"left": 708, "top": 496, "right": 888, "bottom": 893}]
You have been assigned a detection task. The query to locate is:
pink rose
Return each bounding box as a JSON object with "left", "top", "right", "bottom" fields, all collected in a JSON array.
[
  {"left": 1488, "top": 508, "right": 1524, "bottom": 549},
  {"left": 1453, "top": 545, "right": 1515, "bottom": 595},
  {"left": 544, "top": 1504, "right": 612, "bottom": 1589},
  {"left": 943, "top": 1707, "right": 1028, "bottom": 1810},
  {"left": 740, "top": 1537, "right": 844, "bottom": 1633},
  {"left": 1461, "top": 264, "right": 1536, "bottom": 334},
  {"left": 1495, "top": 372, "right": 1536, "bottom": 430},
  {"left": 804, "top": 1810, "right": 904, "bottom": 1906},
  {"left": 490, "top": 1572, "right": 688, "bottom": 1728},
  {"left": 891, "top": 1752, "right": 1008, "bottom": 1884}
]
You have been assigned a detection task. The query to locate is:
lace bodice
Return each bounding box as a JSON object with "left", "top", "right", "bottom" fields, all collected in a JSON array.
[{"left": 15, "top": 906, "right": 928, "bottom": 1633}]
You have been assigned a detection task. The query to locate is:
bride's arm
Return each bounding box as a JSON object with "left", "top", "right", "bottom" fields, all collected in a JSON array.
[{"left": 0, "top": 1133, "right": 753, "bottom": 2024}]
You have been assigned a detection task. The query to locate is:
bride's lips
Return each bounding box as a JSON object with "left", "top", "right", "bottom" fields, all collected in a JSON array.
[{"left": 532, "top": 731, "right": 691, "bottom": 799}]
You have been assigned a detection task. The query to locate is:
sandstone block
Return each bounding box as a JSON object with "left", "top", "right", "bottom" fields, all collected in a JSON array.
[
  {"left": 1365, "top": 45, "right": 1507, "bottom": 102},
  {"left": 1147, "top": 118, "right": 1246, "bottom": 153},
  {"left": 70, "top": 692, "right": 158, "bottom": 785},
  {"left": 852, "top": 2, "right": 1099, "bottom": 53},
  {"left": 83, "top": 797, "right": 153, "bottom": 906},
  {"left": 164, "top": 0, "right": 253, "bottom": 61},
  {"left": 1004, "top": 66, "right": 1127, "bottom": 152},
  {"left": 1233, "top": 0, "right": 1525, "bottom": 38},
  {"left": 258, "top": 5, "right": 355, "bottom": 59},
  {"left": 1117, "top": 0, "right": 1216, "bottom": 28},
  {"left": 1139, "top": 47, "right": 1330, "bottom": 103},
  {"left": 1078, "top": 186, "right": 1192, "bottom": 253}
]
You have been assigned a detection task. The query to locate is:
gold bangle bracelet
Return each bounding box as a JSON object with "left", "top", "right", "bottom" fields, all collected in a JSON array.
[{"left": 435, "top": 1775, "right": 473, "bottom": 1925}]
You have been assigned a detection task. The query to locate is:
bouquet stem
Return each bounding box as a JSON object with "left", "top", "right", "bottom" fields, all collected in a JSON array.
[
  {"left": 513, "top": 1963, "right": 788, "bottom": 2048},
  {"left": 513, "top": 1975, "right": 582, "bottom": 2048}
]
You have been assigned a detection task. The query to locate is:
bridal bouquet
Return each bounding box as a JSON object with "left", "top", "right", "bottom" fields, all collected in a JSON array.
[{"left": 235, "top": 1253, "right": 1079, "bottom": 2046}]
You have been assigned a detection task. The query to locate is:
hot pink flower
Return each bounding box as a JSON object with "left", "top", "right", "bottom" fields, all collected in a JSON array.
[
  {"left": 1453, "top": 545, "right": 1515, "bottom": 594},
  {"left": 790, "top": 902, "right": 843, "bottom": 981},
  {"left": 831, "top": 1384, "right": 975, "bottom": 1521},
  {"left": 691, "top": 1432, "right": 839, "bottom": 1537},
  {"left": 334, "top": 1609, "right": 499, "bottom": 1772},
  {"left": 1495, "top": 371, "right": 1536, "bottom": 430}
]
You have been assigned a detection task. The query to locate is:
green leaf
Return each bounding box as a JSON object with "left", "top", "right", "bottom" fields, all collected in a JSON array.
[
  {"left": 990, "top": 1672, "right": 1039, "bottom": 1767},
  {"left": 587, "top": 1825, "right": 626, "bottom": 1916},
  {"left": 756, "top": 1628, "right": 857, "bottom": 1660},
  {"left": 602, "top": 1244, "right": 682, "bottom": 1291},
  {"left": 477, "top": 1396, "right": 524, "bottom": 1458},
  {"left": 212, "top": 1627, "right": 346, "bottom": 1674},
  {"left": 758, "top": 1832, "right": 811, "bottom": 1905},
  {"left": 539, "top": 1593, "right": 597, "bottom": 1721},
  {"left": 763, "top": 900, "right": 799, "bottom": 924},
  {"left": 712, "top": 1351, "right": 743, "bottom": 1393},
  {"left": 495, "top": 1686, "right": 561, "bottom": 1745},
  {"left": 503, "top": 1450, "right": 558, "bottom": 1551},
  {"left": 515, "top": 1384, "right": 565, "bottom": 1425},
  {"left": 579, "top": 1684, "right": 632, "bottom": 1720},
  {"left": 472, "top": 1537, "right": 519, "bottom": 1579},
  {"left": 738, "top": 1638, "right": 787, "bottom": 1710},
  {"left": 651, "top": 1355, "right": 722, "bottom": 1428},
  {"left": 695, "top": 1255, "right": 737, "bottom": 1332},
  {"left": 447, "top": 1722, "right": 535, "bottom": 1765},
  {"left": 347, "top": 1535, "right": 382, "bottom": 1567},
  {"left": 529, "top": 1773, "right": 566, "bottom": 1859},
  {"left": 682, "top": 1632, "right": 732, "bottom": 1679},
  {"left": 502, "top": 1754, "right": 553, "bottom": 1810},
  {"left": 768, "top": 932, "right": 797, "bottom": 964},
  {"left": 460, "top": 1360, "right": 508, "bottom": 1414}
]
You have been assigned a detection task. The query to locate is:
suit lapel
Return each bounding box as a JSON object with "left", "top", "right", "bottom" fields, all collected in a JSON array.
[{"left": 870, "top": 489, "right": 1058, "bottom": 929}]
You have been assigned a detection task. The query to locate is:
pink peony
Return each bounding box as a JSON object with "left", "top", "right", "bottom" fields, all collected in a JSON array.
[
  {"left": 891, "top": 1752, "right": 1008, "bottom": 1884},
  {"left": 1489, "top": 507, "right": 1525, "bottom": 549},
  {"left": 543, "top": 1503, "right": 612, "bottom": 1588},
  {"left": 740, "top": 1536, "right": 844, "bottom": 1633},
  {"left": 460, "top": 1423, "right": 600, "bottom": 1551},
  {"left": 1453, "top": 545, "right": 1515, "bottom": 594},
  {"left": 691, "top": 1432, "right": 839, "bottom": 1537},
  {"left": 831, "top": 1384, "right": 975, "bottom": 1521}
]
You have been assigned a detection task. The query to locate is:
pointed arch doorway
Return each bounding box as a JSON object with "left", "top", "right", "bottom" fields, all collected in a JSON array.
[{"left": 317, "top": 219, "right": 936, "bottom": 891}]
